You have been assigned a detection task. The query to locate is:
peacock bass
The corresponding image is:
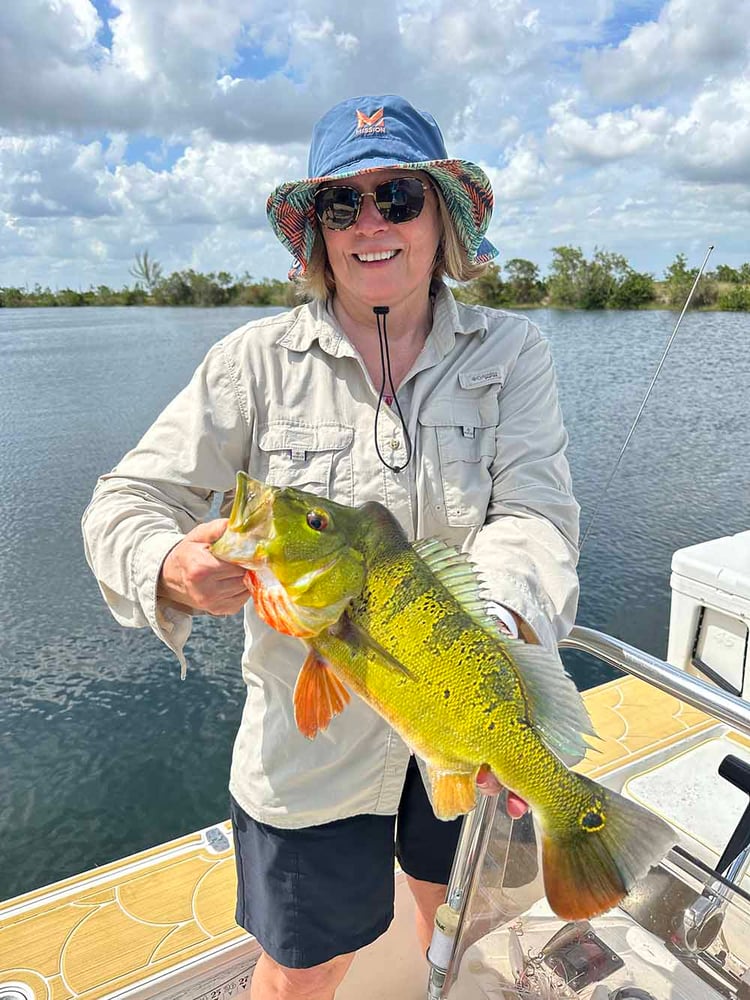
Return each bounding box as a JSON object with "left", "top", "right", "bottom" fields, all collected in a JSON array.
[{"left": 211, "top": 472, "right": 674, "bottom": 921}]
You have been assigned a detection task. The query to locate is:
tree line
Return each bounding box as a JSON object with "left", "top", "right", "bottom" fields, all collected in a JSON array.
[
  {"left": 453, "top": 250, "right": 750, "bottom": 311},
  {"left": 2, "top": 247, "right": 750, "bottom": 310}
]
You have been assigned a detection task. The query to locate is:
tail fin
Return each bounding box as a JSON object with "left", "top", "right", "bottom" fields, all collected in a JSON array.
[{"left": 541, "top": 773, "right": 675, "bottom": 920}]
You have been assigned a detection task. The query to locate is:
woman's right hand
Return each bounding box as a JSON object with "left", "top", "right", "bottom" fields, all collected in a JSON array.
[{"left": 158, "top": 519, "right": 251, "bottom": 616}]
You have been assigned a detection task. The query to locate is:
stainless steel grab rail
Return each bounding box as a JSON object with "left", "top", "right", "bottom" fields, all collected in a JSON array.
[
  {"left": 560, "top": 625, "right": 750, "bottom": 739},
  {"left": 428, "top": 625, "right": 750, "bottom": 997}
]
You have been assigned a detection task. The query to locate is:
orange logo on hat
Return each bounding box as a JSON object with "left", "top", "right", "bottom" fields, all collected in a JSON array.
[{"left": 356, "top": 107, "right": 385, "bottom": 134}]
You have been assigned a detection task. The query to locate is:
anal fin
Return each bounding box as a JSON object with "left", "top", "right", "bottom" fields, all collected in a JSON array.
[
  {"left": 293, "top": 649, "right": 351, "bottom": 739},
  {"left": 426, "top": 764, "right": 478, "bottom": 820}
]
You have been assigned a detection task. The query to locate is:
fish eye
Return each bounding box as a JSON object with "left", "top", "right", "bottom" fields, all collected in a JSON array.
[{"left": 306, "top": 509, "right": 329, "bottom": 531}]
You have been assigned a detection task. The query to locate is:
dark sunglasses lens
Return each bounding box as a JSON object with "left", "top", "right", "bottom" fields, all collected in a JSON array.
[
  {"left": 314, "top": 187, "right": 359, "bottom": 230},
  {"left": 315, "top": 178, "right": 426, "bottom": 229},
  {"left": 375, "top": 178, "right": 425, "bottom": 223}
]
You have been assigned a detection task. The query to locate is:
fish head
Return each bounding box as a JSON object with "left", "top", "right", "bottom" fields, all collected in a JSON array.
[
  {"left": 211, "top": 472, "right": 366, "bottom": 631},
  {"left": 210, "top": 471, "right": 276, "bottom": 567}
]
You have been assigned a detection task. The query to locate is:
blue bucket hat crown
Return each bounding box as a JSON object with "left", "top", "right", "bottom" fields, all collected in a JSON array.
[{"left": 267, "top": 94, "right": 498, "bottom": 277}]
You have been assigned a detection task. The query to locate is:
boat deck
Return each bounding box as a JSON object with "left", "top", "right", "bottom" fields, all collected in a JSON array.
[{"left": 0, "top": 676, "right": 728, "bottom": 999}]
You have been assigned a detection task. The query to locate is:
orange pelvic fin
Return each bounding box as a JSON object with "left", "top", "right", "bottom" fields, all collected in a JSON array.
[
  {"left": 293, "top": 649, "right": 351, "bottom": 739},
  {"left": 426, "top": 765, "right": 478, "bottom": 820}
]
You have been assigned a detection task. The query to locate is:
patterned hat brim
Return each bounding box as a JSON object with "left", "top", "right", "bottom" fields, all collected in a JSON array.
[{"left": 266, "top": 159, "right": 498, "bottom": 278}]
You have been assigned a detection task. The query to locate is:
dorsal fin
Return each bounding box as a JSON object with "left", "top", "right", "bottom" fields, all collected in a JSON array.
[
  {"left": 413, "top": 538, "right": 597, "bottom": 766},
  {"left": 412, "top": 537, "right": 497, "bottom": 629}
]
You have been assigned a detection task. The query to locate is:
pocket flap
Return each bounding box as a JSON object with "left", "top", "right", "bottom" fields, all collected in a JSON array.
[
  {"left": 259, "top": 422, "right": 353, "bottom": 454},
  {"left": 418, "top": 398, "right": 496, "bottom": 429}
]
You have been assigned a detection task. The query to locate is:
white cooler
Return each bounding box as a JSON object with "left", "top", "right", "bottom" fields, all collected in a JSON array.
[{"left": 667, "top": 530, "right": 750, "bottom": 699}]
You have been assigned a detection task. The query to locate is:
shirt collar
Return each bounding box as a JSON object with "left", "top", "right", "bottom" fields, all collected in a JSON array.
[
  {"left": 276, "top": 298, "right": 352, "bottom": 356},
  {"left": 428, "top": 284, "right": 489, "bottom": 358},
  {"left": 275, "top": 284, "right": 489, "bottom": 359}
]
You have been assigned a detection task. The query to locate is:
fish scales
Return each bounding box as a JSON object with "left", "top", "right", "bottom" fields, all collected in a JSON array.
[{"left": 336, "top": 553, "right": 521, "bottom": 755}]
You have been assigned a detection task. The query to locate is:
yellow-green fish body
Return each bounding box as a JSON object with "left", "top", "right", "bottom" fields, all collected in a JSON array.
[{"left": 212, "top": 473, "right": 675, "bottom": 920}]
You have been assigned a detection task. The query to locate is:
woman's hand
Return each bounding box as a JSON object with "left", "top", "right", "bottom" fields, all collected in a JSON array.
[
  {"left": 473, "top": 603, "right": 533, "bottom": 816},
  {"left": 158, "top": 519, "right": 251, "bottom": 616},
  {"left": 476, "top": 766, "right": 528, "bottom": 817}
]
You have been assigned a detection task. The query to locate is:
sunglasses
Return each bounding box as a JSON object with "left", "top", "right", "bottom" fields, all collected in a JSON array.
[{"left": 314, "top": 176, "right": 430, "bottom": 231}]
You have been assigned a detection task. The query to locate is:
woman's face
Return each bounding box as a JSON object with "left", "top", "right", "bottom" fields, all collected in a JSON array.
[{"left": 318, "top": 169, "right": 441, "bottom": 313}]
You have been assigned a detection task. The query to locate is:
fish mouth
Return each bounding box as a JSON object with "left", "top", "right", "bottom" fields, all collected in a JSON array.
[
  {"left": 227, "top": 472, "right": 275, "bottom": 533},
  {"left": 210, "top": 472, "right": 276, "bottom": 566}
]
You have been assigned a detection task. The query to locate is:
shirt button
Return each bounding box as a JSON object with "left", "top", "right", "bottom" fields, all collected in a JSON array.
[{"left": 389, "top": 438, "right": 400, "bottom": 450}]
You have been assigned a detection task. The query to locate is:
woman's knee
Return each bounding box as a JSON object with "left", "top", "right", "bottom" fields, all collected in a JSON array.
[{"left": 252, "top": 949, "right": 355, "bottom": 998}]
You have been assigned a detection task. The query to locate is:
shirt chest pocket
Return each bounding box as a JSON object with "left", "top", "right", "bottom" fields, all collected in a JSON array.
[
  {"left": 257, "top": 422, "right": 354, "bottom": 502},
  {"left": 419, "top": 396, "right": 498, "bottom": 527}
]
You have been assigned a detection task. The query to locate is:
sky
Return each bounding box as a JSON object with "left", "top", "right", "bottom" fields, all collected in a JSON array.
[{"left": 1, "top": 0, "right": 749, "bottom": 290}]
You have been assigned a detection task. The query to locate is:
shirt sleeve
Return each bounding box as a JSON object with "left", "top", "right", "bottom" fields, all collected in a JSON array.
[
  {"left": 81, "top": 339, "right": 251, "bottom": 673},
  {"left": 468, "top": 320, "right": 580, "bottom": 649}
]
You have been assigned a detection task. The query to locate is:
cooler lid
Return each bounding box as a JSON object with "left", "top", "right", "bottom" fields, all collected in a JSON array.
[{"left": 671, "top": 530, "right": 750, "bottom": 601}]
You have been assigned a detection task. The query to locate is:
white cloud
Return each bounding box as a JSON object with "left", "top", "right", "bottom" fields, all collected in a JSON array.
[
  {"left": 1, "top": 0, "right": 750, "bottom": 288},
  {"left": 0, "top": 130, "right": 304, "bottom": 286},
  {"left": 0, "top": 0, "right": 590, "bottom": 144},
  {"left": 485, "top": 137, "right": 553, "bottom": 201},
  {"left": 666, "top": 77, "right": 750, "bottom": 183},
  {"left": 583, "top": 0, "right": 750, "bottom": 104},
  {"left": 548, "top": 100, "right": 672, "bottom": 163}
]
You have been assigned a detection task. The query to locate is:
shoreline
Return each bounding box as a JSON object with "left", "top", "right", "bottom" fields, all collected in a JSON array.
[{"left": 2, "top": 299, "right": 747, "bottom": 313}]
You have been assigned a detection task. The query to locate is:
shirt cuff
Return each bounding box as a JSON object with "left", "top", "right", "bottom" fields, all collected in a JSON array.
[
  {"left": 133, "top": 531, "right": 194, "bottom": 678},
  {"left": 485, "top": 601, "right": 520, "bottom": 639}
]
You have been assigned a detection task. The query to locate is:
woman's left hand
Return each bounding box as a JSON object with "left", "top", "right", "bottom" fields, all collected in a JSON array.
[
  {"left": 476, "top": 765, "right": 528, "bottom": 818},
  {"left": 475, "top": 605, "right": 533, "bottom": 817}
]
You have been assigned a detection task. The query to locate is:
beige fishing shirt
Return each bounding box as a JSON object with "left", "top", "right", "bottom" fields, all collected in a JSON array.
[{"left": 82, "top": 286, "right": 579, "bottom": 828}]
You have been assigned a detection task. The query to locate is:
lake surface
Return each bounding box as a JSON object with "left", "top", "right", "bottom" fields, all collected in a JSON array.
[{"left": 1, "top": 305, "right": 748, "bottom": 900}]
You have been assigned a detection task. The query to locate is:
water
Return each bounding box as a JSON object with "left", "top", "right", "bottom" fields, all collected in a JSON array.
[{"left": 0, "top": 305, "right": 748, "bottom": 900}]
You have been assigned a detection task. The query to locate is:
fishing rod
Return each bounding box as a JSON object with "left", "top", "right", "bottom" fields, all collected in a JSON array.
[{"left": 580, "top": 244, "right": 715, "bottom": 549}]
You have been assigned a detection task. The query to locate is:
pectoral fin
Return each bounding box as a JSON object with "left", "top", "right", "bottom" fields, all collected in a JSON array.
[
  {"left": 293, "top": 649, "right": 351, "bottom": 739},
  {"left": 331, "top": 614, "right": 414, "bottom": 679}
]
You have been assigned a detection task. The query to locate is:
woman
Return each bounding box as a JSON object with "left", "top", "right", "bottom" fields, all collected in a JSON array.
[{"left": 82, "top": 94, "right": 579, "bottom": 999}]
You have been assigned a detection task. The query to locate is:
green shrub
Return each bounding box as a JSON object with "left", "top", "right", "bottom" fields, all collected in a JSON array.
[{"left": 718, "top": 285, "right": 750, "bottom": 311}]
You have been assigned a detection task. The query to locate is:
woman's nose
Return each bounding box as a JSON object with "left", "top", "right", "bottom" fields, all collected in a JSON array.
[{"left": 355, "top": 193, "right": 387, "bottom": 234}]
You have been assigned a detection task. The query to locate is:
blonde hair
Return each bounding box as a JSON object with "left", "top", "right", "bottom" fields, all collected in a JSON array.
[{"left": 294, "top": 179, "right": 488, "bottom": 301}]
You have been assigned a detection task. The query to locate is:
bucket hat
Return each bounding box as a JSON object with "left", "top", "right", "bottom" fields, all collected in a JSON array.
[{"left": 266, "top": 94, "right": 498, "bottom": 277}]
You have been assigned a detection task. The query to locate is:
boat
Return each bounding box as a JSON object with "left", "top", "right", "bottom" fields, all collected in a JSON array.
[{"left": 1, "top": 530, "right": 749, "bottom": 999}]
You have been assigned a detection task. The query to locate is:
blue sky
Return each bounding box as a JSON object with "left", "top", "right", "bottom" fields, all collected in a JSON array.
[{"left": 1, "top": 0, "right": 748, "bottom": 289}]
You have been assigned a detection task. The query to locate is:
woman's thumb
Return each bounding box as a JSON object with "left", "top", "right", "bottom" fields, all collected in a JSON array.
[{"left": 186, "top": 518, "right": 229, "bottom": 544}]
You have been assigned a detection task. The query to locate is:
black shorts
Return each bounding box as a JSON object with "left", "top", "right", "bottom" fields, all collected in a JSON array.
[{"left": 230, "top": 756, "right": 462, "bottom": 969}]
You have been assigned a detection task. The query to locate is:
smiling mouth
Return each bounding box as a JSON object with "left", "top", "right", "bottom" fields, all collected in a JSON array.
[{"left": 354, "top": 250, "right": 400, "bottom": 262}]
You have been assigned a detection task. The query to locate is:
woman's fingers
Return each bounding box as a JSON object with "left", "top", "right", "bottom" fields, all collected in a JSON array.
[
  {"left": 476, "top": 765, "right": 529, "bottom": 817},
  {"left": 158, "top": 519, "right": 251, "bottom": 615},
  {"left": 506, "top": 791, "right": 528, "bottom": 819}
]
